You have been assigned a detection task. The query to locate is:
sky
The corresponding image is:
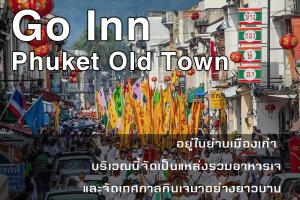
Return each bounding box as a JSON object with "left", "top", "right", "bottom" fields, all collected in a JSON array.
[{"left": 53, "top": 0, "right": 199, "bottom": 48}]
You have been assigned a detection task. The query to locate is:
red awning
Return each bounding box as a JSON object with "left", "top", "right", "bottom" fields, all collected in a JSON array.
[{"left": 0, "top": 122, "right": 32, "bottom": 135}]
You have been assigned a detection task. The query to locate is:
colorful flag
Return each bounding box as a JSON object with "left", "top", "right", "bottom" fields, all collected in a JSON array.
[
  {"left": 153, "top": 88, "right": 164, "bottom": 136},
  {"left": 113, "top": 85, "right": 124, "bottom": 117},
  {"left": 54, "top": 101, "right": 60, "bottom": 129},
  {"left": 108, "top": 96, "right": 119, "bottom": 129},
  {"left": 7, "top": 86, "right": 26, "bottom": 119},
  {"left": 132, "top": 79, "right": 143, "bottom": 101},
  {"left": 131, "top": 98, "right": 148, "bottom": 146},
  {"left": 194, "top": 99, "right": 202, "bottom": 135},
  {"left": 120, "top": 94, "right": 133, "bottom": 134},
  {"left": 98, "top": 87, "right": 108, "bottom": 117},
  {"left": 179, "top": 93, "right": 189, "bottom": 135},
  {"left": 95, "top": 91, "right": 101, "bottom": 121},
  {"left": 188, "top": 100, "right": 196, "bottom": 134},
  {"left": 153, "top": 87, "right": 160, "bottom": 106},
  {"left": 23, "top": 98, "right": 45, "bottom": 135},
  {"left": 141, "top": 79, "right": 153, "bottom": 132},
  {"left": 171, "top": 71, "right": 178, "bottom": 85},
  {"left": 119, "top": 94, "right": 133, "bottom": 148}
]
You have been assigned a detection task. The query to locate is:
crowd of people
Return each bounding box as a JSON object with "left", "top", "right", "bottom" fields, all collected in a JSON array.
[{"left": 9, "top": 124, "right": 296, "bottom": 200}]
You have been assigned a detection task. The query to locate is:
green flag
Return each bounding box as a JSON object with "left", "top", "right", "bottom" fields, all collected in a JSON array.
[
  {"left": 103, "top": 113, "right": 108, "bottom": 128},
  {"left": 113, "top": 86, "right": 124, "bottom": 117},
  {"left": 153, "top": 87, "right": 160, "bottom": 106}
]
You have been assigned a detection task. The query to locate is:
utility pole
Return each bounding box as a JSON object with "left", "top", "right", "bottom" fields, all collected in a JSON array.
[{"left": 267, "top": 0, "right": 271, "bottom": 88}]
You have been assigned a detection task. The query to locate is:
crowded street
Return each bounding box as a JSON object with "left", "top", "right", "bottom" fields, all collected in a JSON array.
[{"left": 1, "top": 0, "right": 300, "bottom": 199}]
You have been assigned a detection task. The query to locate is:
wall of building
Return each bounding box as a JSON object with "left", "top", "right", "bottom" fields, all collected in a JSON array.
[
  {"left": 256, "top": 97, "right": 289, "bottom": 134},
  {"left": 248, "top": 0, "right": 292, "bottom": 87},
  {"left": 224, "top": 6, "right": 239, "bottom": 77},
  {"left": 199, "top": 0, "right": 227, "bottom": 11},
  {"left": 147, "top": 15, "right": 170, "bottom": 84},
  {"left": 231, "top": 97, "right": 241, "bottom": 134}
]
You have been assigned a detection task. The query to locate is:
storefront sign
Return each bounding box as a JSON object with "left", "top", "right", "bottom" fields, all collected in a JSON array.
[
  {"left": 239, "top": 8, "right": 262, "bottom": 25},
  {"left": 239, "top": 27, "right": 262, "bottom": 44},
  {"left": 238, "top": 66, "right": 262, "bottom": 83},
  {"left": 210, "top": 91, "right": 224, "bottom": 109},
  {"left": 239, "top": 47, "right": 262, "bottom": 63},
  {"left": 0, "top": 163, "right": 25, "bottom": 192}
]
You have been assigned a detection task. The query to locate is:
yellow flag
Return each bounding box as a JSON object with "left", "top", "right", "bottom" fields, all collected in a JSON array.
[
  {"left": 131, "top": 98, "right": 148, "bottom": 146},
  {"left": 120, "top": 94, "right": 132, "bottom": 134},
  {"left": 171, "top": 71, "right": 178, "bottom": 85},
  {"left": 194, "top": 99, "right": 202, "bottom": 135},
  {"left": 153, "top": 102, "right": 162, "bottom": 134},
  {"left": 172, "top": 96, "right": 179, "bottom": 136},
  {"left": 95, "top": 91, "right": 102, "bottom": 121},
  {"left": 188, "top": 100, "right": 195, "bottom": 134},
  {"left": 119, "top": 94, "right": 132, "bottom": 148},
  {"left": 141, "top": 79, "right": 153, "bottom": 133},
  {"left": 108, "top": 97, "right": 119, "bottom": 129},
  {"left": 162, "top": 86, "right": 172, "bottom": 134},
  {"left": 179, "top": 93, "right": 189, "bottom": 135},
  {"left": 54, "top": 101, "right": 60, "bottom": 129}
]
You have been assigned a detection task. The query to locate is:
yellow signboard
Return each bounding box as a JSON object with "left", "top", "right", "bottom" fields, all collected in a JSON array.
[{"left": 210, "top": 91, "right": 226, "bottom": 109}]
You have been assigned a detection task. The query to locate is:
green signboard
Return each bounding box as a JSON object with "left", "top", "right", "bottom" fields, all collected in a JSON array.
[
  {"left": 239, "top": 27, "right": 262, "bottom": 44},
  {"left": 238, "top": 66, "right": 262, "bottom": 83},
  {"left": 239, "top": 47, "right": 262, "bottom": 63},
  {"left": 239, "top": 8, "right": 262, "bottom": 25}
]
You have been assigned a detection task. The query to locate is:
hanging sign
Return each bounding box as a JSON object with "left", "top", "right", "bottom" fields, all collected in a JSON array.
[
  {"left": 239, "top": 8, "right": 262, "bottom": 25},
  {"left": 239, "top": 27, "right": 262, "bottom": 44},
  {"left": 239, "top": 47, "right": 262, "bottom": 63},
  {"left": 210, "top": 91, "right": 222, "bottom": 109},
  {"left": 238, "top": 66, "right": 262, "bottom": 83}
]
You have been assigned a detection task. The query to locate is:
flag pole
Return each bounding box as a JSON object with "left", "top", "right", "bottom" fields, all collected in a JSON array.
[{"left": 0, "top": 81, "right": 22, "bottom": 121}]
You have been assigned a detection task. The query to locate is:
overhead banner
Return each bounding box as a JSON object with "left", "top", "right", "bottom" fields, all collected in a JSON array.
[
  {"left": 239, "top": 8, "right": 262, "bottom": 25},
  {"left": 238, "top": 66, "right": 262, "bottom": 83},
  {"left": 239, "top": 47, "right": 262, "bottom": 63},
  {"left": 239, "top": 27, "right": 262, "bottom": 44}
]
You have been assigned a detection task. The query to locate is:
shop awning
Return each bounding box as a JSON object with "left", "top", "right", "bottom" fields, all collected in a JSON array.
[
  {"left": 290, "top": 118, "right": 300, "bottom": 132},
  {"left": 187, "top": 86, "right": 205, "bottom": 103}
]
